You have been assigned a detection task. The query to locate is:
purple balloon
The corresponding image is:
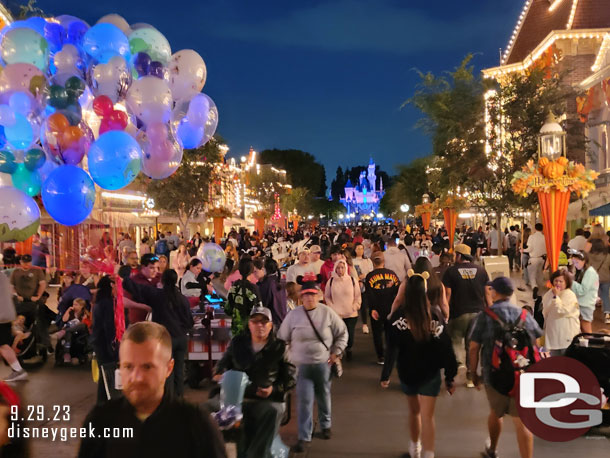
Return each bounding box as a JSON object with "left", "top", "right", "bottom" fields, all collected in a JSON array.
[
  {"left": 61, "top": 147, "right": 85, "bottom": 165},
  {"left": 149, "top": 61, "right": 166, "bottom": 79},
  {"left": 133, "top": 52, "right": 151, "bottom": 76}
]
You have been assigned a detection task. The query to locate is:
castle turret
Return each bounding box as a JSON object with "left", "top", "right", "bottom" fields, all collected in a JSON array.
[{"left": 368, "top": 157, "right": 376, "bottom": 191}]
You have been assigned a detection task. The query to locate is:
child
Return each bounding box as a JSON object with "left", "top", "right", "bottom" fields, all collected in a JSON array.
[
  {"left": 54, "top": 298, "right": 91, "bottom": 364},
  {"left": 10, "top": 315, "right": 31, "bottom": 354}
]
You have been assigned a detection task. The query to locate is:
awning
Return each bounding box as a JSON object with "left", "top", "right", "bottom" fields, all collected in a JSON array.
[{"left": 589, "top": 202, "right": 610, "bottom": 216}]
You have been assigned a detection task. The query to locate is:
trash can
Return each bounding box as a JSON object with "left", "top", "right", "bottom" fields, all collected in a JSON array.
[{"left": 482, "top": 255, "right": 510, "bottom": 280}]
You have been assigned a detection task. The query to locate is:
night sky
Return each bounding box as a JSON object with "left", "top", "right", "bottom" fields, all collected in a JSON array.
[{"left": 31, "top": 0, "right": 524, "bottom": 183}]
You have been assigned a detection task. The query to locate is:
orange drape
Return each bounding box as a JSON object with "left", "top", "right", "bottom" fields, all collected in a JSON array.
[
  {"left": 443, "top": 207, "right": 458, "bottom": 253},
  {"left": 15, "top": 237, "right": 33, "bottom": 255},
  {"left": 537, "top": 190, "right": 570, "bottom": 273},
  {"left": 421, "top": 212, "right": 431, "bottom": 231},
  {"left": 213, "top": 217, "right": 224, "bottom": 244},
  {"left": 254, "top": 217, "right": 265, "bottom": 235}
]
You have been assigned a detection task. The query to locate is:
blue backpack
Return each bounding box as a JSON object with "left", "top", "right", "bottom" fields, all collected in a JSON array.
[{"left": 156, "top": 239, "right": 169, "bottom": 256}]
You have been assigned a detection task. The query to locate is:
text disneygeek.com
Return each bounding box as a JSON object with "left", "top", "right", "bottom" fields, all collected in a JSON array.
[{"left": 9, "top": 424, "right": 134, "bottom": 442}]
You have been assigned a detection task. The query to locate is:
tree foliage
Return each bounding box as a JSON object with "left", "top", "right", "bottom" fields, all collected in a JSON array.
[
  {"left": 259, "top": 149, "right": 327, "bottom": 197},
  {"left": 381, "top": 156, "right": 432, "bottom": 215},
  {"left": 143, "top": 138, "right": 223, "bottom": 234}
]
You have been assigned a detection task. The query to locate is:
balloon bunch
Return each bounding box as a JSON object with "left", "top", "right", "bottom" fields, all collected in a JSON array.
[{"left": 0, "top": 12, "right": 219, "bottom": 234}]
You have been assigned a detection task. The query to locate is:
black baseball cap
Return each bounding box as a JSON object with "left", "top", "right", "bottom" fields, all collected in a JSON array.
[
  {"left": 20, "top": 254, "right": 32, "bottom": 263},
  {"left": 140, "top": 253, "right": 159, "bottom": 266},
  {"left": 487, "top": 276, "right": 514, "bottom": 296}
]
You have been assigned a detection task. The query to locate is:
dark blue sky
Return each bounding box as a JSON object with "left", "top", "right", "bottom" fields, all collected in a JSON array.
[{"left": 32, "top": 0, "right": 523, "bottom": 182}]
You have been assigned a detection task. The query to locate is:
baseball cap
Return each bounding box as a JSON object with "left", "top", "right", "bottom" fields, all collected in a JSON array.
[
  {"left": 309, "top": 245, "right": 321, "bottom": 254},
  {"left": 20, "top": 254, "right": 32, "bottom": 263},
  {"left": 454, "top": 244, "right": 472, "bottom": 259},
  {"left": 568, "top": 249, "right": 585, "bottom": 260},
  {"left": 249, "top": 306, "right": 272, "bottom": 322},
  {"left": 487, "top": 276, "right": 514, "bottom": 296}
]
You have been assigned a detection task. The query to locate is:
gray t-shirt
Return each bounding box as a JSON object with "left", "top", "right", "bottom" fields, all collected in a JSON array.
[{"left": 278, "top": 304, "right": 348, "bottom": 365}]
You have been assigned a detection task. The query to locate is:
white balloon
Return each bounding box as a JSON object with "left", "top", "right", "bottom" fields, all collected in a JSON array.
[
  {"left": 0, "top": 173, "right": 12, "bottom": 187},
  {"left": 126, "top": 76, "right": 172, "bottom": 126},
  {"left": 53, "top": 44, "right": 83, "bottom": 77},
  {"left": 88, "top": 55, "right": 132, "bottom": 103},
  {"left": 97, "top": 14, "right": 131, "bottom": 36},
  {"left": 168, "top": 49, "right": 207, "bottom": 101}
]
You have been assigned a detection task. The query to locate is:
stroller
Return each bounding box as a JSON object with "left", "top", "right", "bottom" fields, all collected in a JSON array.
[
  {"left": 565, "top": 333, "right": 610, "bottom": 426},
  {"left": 54, "top": 326, "right": 92, "bottom": 366},
  {"left": 14, "top": 300, "right": 49, "bottom": 364}
]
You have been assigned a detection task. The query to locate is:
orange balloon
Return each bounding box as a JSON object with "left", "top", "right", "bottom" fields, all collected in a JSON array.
[
  {"left": 59, "top": 126, "right": 83, "bottom": 150},
  {"left": 47, "top": 113, "right": 70, "bottom": 133}
]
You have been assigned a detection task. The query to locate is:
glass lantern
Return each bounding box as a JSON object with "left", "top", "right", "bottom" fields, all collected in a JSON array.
[
  {"left": 422, "top": 193, "right": 430, "bottom": 204},
  {"left": 538, "top": 113, "right": 566, "bottom": 161}
]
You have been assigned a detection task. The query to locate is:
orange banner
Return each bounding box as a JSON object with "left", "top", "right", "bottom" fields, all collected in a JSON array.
[
  {"left": 213, "top": 216, "right": 224, "bottom": 244},
  {"left": 443, "top": 207, "right": 458, "bottom": 253},
  {"left": 421, "top": 212, "right": 431, "bottom": 231},
  {"left": 537, "top": 190, "right": 570, "bottom": 273},
  {"left": 254, "top": 217, "right": 265, "bottom": 235}
]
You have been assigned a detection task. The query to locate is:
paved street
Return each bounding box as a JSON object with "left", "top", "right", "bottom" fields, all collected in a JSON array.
[{"left": 2, "top": 273, "right": 609, "bottom": 457}]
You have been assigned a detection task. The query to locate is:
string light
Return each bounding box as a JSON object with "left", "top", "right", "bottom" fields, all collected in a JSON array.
[
  {"left": 549, "top": 0, "right": 565, "bottom": 12},
  {"left": 502, "top": 0, "right": 534, "bottom": 65},
  {"left": 592, "top": 33, "right": 610, "bottom": 72},
  {"left": 566, "top": 0, "right": 579, "bottom": 29}
]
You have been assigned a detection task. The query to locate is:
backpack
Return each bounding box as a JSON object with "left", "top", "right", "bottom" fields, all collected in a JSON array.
[
  {"left": 155, "top": 239, "right": 169, "bottom": 256},
  {"left": 508, "top": 233, "right": 517, "bottom": 249},
  {"left": 485, "top": 308, "right": 540, "bottom": 396}
]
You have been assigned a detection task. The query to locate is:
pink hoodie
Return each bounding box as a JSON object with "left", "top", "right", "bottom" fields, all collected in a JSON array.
[{"left": 324, "top": 260, "right": 361, "bottom": 318}]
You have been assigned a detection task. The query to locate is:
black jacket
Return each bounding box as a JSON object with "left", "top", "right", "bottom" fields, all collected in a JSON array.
[
  {"left": 215, "top": 333, "right": 296, "bottom": 403},
  {"left": 78, "top": 395, "right": 226, "bottom": 458},
  {"left": 382, "top": 306, "right": 457, "bottom": 385},
  {"left": 122, "top": 279, "right": 194, "bottom": 338},
  {"left": 91, "top": 297, "right": 117, "bottom": 365},
  {"left": 364, "top": 268, "right": 400, "bottom": 318}
]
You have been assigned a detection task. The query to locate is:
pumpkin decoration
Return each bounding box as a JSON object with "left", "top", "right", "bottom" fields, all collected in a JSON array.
[
  {"left": 538, "top": 157, "right": 550, "bottom": 168},
  {"left": 543, "top": 160, "right": 565, "bottom": 179},
  {"left": 556, "top": 156, "right": 569, "bottom": 167}
]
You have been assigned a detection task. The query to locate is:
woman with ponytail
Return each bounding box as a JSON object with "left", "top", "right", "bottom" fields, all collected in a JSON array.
[{"left": 381, "top": 270, "right": 457, "bottom": 458}]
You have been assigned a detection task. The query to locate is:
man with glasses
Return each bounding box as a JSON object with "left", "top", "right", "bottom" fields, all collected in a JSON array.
[
  {"left": 128, "top": 254, "right": 161, "bottom": 324},
  {"left": 213, "top": 307, "right": 295, "bottom": 458}
]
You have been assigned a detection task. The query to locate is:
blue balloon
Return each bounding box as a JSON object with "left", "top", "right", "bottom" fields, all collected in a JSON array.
[
  {"left": 12, "top": 163, "right": 41, "bottom": 196},
  {"left": 8, "top": 92, "right": 31, "bottom": 115},
  {"left": 0, "top": 149, "right": 17, "bottom": 174},
  {"left": 177, "top": 118, "right": 204, "bottom": 149},
  {"left": 82, "top": 23, "right": 130, "bottom": 64},
  {"left": 56, "top": 16, "right": 89, "bottom": 47},
  {"left": 44, "top": 21, "right": 65, "bottom": 53},
  {"left": 41, "top": 165, "right": 95, "bottom": 226},
  {"left": 5, "top": 113, "right": 33, "bottom": 149},
  {"left": 88, "top": 131, "right": 142, "bottom": 190}
]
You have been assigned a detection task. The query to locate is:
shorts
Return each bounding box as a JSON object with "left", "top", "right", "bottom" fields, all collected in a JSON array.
[
  {"left": 0, "top": 322, "right": 13, "bottom": 346},
  {"left": 579, "top": 305, "right": 594, "bottom": 322},
  {"left": 485, "top": 385, "right": 518, "bottom": 418},
  {"left": 400, "top": 371, "right": 441, "bottom": 397}
]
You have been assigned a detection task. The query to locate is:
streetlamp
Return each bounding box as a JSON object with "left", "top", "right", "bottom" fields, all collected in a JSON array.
[
  {"left": 400, "top": 204, "right": 409, "bottom": 226},
  {"left": 538, "top": 113, "right": 566, "bottom": 161},
  {"left": 422, "top": 193, "right": 430, "bottom": 204}
]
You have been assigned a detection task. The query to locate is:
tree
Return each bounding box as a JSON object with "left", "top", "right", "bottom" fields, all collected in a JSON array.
[
  {"left": 143, "top": 138, "right": 223, "bottom": 236},
  {"left": 381, "top": 156, "right": 432, "bottom": 215},
  {"left": 259, "top": 149, "right": 327, "bottom": 197},
  {"left": 280, "top": 187, "right": 313, "bottom": 216},
  {"left": 330, "top": 166, "right": 345, "bottom": 201},
  {"left": 408, "top": 56, "right": 586, "bottom": 247},
  {"left": 311, "top": 198, "right": 347, "bottom": 220}
]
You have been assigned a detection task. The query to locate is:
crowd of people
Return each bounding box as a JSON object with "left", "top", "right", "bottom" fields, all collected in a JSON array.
[{"left": 0, "top": 219, "right": 608, "bottom": 457}]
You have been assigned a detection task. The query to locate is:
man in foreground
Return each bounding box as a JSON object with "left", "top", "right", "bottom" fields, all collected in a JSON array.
[{"left": 78, "top": 322, "right": 226, "bottom": 458}]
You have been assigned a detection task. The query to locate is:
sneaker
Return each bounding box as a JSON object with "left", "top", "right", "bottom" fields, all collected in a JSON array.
[
  {"left": 409, "top": 440, "right": 422, "bottom": 458},
  {"left": 377, "top": 357, "right": 385, "bottom": 365},
  {"left": 605, "top": 313, "right": 610, "bottom": 324},
  {"left": 63, "top": 353, "right": 71, "bottom": 363},
  {"left": 362, "top": 324, "right": 369, "bottom": 334},
  {"left": 4, "top": 369, "right": 28, "bottom": 382},
  {"left": 321, "top": 428, "right": 332, "bottom": 440},
  {"left": 466, "top": 380, "right": 475, "bottom": 388},
  {"left": 481, "top": 446, "right": 498, "bottom": 458},
  {"left": 293, "top": 440, "right": 308, "bottom": 453}
]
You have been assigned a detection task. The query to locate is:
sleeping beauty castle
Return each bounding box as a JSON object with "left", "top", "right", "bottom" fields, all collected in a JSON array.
[{"left": 340, "top": 158, "right": 384, "bottom": 218}]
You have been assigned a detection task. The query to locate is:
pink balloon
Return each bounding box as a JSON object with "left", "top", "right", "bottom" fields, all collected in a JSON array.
[{"left": 146, "top": 122, "right": 168, "bottom": 142}]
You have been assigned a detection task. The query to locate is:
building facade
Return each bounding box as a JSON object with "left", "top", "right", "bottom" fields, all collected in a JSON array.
[{"left": 340, "top": 158, "right": 385, "bottom": 218}]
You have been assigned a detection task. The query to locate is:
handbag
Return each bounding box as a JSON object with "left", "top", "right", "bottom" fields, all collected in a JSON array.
[{"left": 302, "top": 307, "right": 343, "bottom": 378}]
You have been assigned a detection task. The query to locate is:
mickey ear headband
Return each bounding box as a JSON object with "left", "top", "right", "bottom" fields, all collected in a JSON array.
[{"left": 407, "top": 269, "right": 430, "bottom": 292}]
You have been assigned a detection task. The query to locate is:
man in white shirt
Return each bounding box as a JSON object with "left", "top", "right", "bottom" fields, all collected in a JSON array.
[
  {"left": 568, "top": 228, "right": 587, "bottom": 252},
  {"left": 524, "top": 222, "right": 546, "bottom": 297},
  {"left": 285, "top": 249, "right": 315, "bottom": 302},
  {"left": 308, "top": 245, "right": 324, "bottom": 275},
  {"left": 383, "top": 238, "right": 412, "bottom": 281},
  {"left": 487, "top": 224, "right": 500, "bottom": 255}
]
